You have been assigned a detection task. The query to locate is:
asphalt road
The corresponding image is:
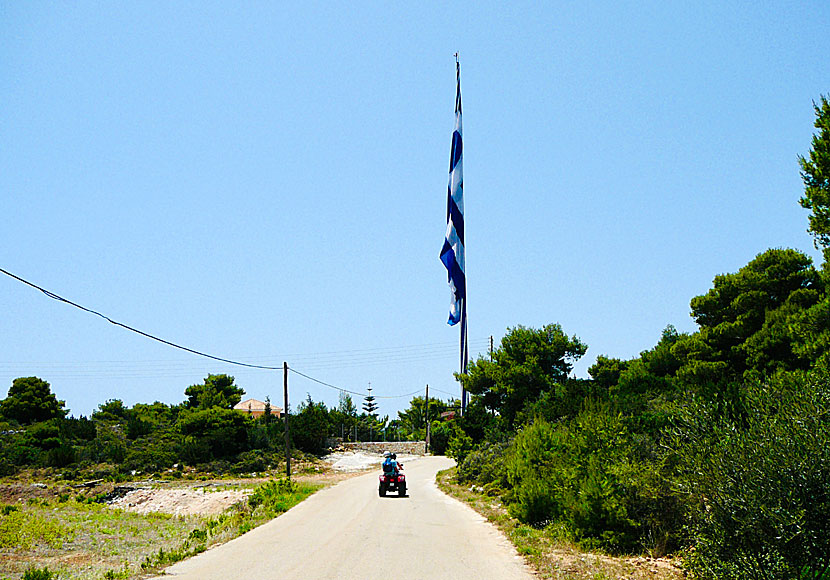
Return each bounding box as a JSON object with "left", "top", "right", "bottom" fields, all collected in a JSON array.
[{"left": 164, "top": 455, "right": 535, "bottom": 580}]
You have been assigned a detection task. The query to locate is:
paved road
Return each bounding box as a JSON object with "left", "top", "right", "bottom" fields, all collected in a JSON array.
[{"left": 165, "top": 455, "right": 535, "bottom": 580}]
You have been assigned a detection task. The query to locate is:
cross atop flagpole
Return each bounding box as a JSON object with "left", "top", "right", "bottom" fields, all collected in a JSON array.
[{"left": 440, "top": 53, "right": 468, "bottom": 414}]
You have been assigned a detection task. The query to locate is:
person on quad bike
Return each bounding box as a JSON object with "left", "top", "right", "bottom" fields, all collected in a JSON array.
[
  {"left": 379, "top": 451, "right": 406, "bottom": 497},
  {"left": 382, "top": 451, "right": 398, "bottom": 476}
]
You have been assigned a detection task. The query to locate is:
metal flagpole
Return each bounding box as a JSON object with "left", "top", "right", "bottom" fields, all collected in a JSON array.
[
  {"left": 461, "top": 297, "right": 468, "bottom": 415},
  {"left": 456, "top": 53, "right": 468, "bottom": 416}
]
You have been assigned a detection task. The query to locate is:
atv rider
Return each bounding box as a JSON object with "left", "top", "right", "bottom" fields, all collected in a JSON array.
[{"left": 382, "top": 451, "right": 399, "bottom": 476}]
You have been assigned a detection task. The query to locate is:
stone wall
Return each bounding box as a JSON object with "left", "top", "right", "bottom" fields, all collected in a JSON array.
[{"left": 328, "top": 440, "right": 427, "bottom": 456}]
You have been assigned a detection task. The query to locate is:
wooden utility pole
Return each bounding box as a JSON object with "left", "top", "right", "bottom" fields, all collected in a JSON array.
[
  {"left": 284, "top": 362, "right": 291, "bottom": 480},
  {"left": 425, "top": 384, "right": 430, "bottom": 455}
]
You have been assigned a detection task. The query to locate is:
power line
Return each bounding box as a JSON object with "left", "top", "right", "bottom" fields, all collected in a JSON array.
[
  {"left": 2, "top": 267, "right": 468, "bottom": 403},
  {"left": 429, "top": 387, "right": 459, "bottom": 398},
  {"left": 287, "top": 367, "right": 366, "bottom": 397},
  {"left": 0, "top": 338, "right": 491, "bottom": 371},
  {"left": 0, "top": 267, "right": 283, "bottom": 371},
  {"left": 288, "top": 367, "right": 424, "bottom": 400}
]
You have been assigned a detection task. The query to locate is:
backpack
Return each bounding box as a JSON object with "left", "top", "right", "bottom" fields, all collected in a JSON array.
[{"left": 383, "top": 457, "right": 396, "bottom": 474}]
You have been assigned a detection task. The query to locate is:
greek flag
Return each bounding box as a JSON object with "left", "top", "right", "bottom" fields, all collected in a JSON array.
[{"left": 440, "top": 60, "right": 465, "bottom": 328}]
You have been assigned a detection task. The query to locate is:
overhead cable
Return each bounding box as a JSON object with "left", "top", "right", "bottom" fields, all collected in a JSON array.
[
  {"left": 1, "top": 267, "right": 282, "bottom": 371},
  {"left": 2, "top": 267, "right": 465, "bottom": 401},
  {"left": 288, "top": 367, "right": 424, "bottom": 399}
]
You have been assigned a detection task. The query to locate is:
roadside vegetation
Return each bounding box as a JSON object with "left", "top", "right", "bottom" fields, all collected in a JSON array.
[
  {"left": 0, "top": 372, "right": 438, "bottom": 486},
  {"left": 437, "top": 467, "right": 684, "bottom": 580},
  {"left": 0, "top": 477, "right": 318, "bottom": 580}
]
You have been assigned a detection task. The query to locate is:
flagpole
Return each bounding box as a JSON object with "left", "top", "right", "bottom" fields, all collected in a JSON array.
[
  {"left": 460, "top": 297, "right": 467, "bottom": 415},
  {"left": 455, "top": 53, "right": 467, "bottom": 416}
]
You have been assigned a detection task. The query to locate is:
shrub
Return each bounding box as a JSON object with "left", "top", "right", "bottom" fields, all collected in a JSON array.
[
  {"left": 456, "top": 440, "right": 510, "bottom": 491},
  {"left": 504, "top": 418, "right": 567, "bottom": 527},
  {"left": 126, "top": 415, "right": 153, "bottom": 439},
  {"left": 123, "top": 437, "right": 178, "bottom": 472},
  {"left": 233, "top": 450, "right": 266, "bottom": 473},
  {"left": 670, "top": 370, "right": 830, "bottom": 578},
  {"left": 429, "top": 420, "right": 469, "bottom": 456},
  {"left": 23, "top": 567, "right": 53, "bottom": 580},
  {"left": 61, "top": 416, "right": 97, "bottom": 441},
  {"left": 47, "top": 444, "right": 76, "bottom": 467},
  {"left": 503, "top": 402, "right": 683, "bottom": 553},
  {"left": 103, "top": 440, "right": 127, "bottom": 463},
  {"left": 177, "top": 408, "right": 252, "bottom": 461},
  {"left": 28, "top": 420, "right": 61, "bottom": 450},
  {"left": 0, "top": 430, "right": 40, "bottom": 473},
  {"left": 289, "top": 399, "right": 330, "bottom": 455},
  {"left": 247, "top": 478, "right": 316, "bottom": 518},
  {"left": 447, "top": 429, "right": 475, "bottom": 463}
]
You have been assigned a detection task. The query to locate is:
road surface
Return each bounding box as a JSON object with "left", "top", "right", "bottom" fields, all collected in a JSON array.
[{"left": 164, "top": 455, "right": 535, "bottom": 580}]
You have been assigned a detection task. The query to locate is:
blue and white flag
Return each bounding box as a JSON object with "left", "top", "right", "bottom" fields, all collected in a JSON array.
[{"left": 440, "top": 60, "right": 465, "bottom": 328}]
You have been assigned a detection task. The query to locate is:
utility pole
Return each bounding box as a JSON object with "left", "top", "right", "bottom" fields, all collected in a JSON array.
[
  {"left": 284, "top": 362, "right": 291, "bottom": 480},
  {"left": 425, "top": 384, "right": 430, "bottom": 455},
  {"left": 490, "top": 335, "right": 494, "bottom": 360}
]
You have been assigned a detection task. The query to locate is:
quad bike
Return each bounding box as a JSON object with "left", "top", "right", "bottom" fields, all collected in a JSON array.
[{"left": 378, "top": 464, "right": 406, "bottom": 497}]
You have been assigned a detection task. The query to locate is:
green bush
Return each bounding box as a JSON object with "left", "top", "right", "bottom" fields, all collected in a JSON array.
[
  {"left": 456, "top": 440, "right": 510, "bottom": 491},
  {"left": 447, "top": 428, "right": 474, "bottom": 463},
  {"left": 503, "top": 402, "right": 683, "bottom": 554},
  {"left": 28, "top": 420, "right": 61, "bottom": 450},
  {"left": 290, "top": 398, "right": 330, "bottom": 455},
  {"left": 126, "top": 415, "right": 153, "bottom": 439},
  {"left": 247, "top": 478, "right": 315, "bottom": 518},
  {"left": 430, "top": 420, "right": 470, "bottom": 456},
  {"left": 516, "top": 378, "right": 597, "bottom": 425},
  {"left": 0, "top": 430, "right": 40, "bottom": 473},
  {"left": 1, "top": 504, "right": 19, "bottom": 515},
  {"left": 177, "top": 408, "right": 252, "bottom": 461},
  {"left": 671, "top": 370, "right": 830, "bottom": 579},
  {"left": 233, "top": 450, "right": 266, "bottom": 473},
  {"left": 123, "top": 436, "right": 178, "bottom": 472},
  {"left": 47, "top": 444, "right": 76, "bottom": 467},
  {"left": 23, "top": 567, "right": 53, "bottom": 580},
  {"left": 58, "top": 416, "right": 97, "bottom": 441},
  {"left": 103, "top": 440, "right": 127, "bottom": 463}
]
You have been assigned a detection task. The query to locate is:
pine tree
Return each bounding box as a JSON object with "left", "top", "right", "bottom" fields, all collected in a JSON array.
[
  {"left": 362, "top": 384, "right": 379, "bottom": 417},
  {"left": 799, "top": 95, "right": 830, "bottom": 268}
]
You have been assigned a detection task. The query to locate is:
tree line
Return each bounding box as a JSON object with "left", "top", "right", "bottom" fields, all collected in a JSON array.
[{"left": 0, "top": 372, "right": 457, "bottom": 479}]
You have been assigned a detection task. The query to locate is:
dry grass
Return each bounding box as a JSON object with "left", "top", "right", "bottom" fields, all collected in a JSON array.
[
  {"left": 0, "top": 467, "right": 353, "bottom": 580},
  {"left": 0, "top": 498, "right": 200, "bottom": 579},
  {"left": 436, "top": 468, "right": 686, "bottom": 580}
]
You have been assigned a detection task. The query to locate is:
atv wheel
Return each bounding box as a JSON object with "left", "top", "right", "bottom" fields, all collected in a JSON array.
[
  {"left": 378, "top": 482, "right": 386, "bottom": 497},
  {"left": 399, "top": 484, "right": 406, "bottom": 497}
]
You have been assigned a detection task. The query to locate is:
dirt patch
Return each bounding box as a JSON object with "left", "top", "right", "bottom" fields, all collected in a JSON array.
[
  {"left": 0, "top": 459, "right": 370, "bottom": 520},
  {"left": 106, "top": 468, "right": 369, "bottom": 517},
  {"left": 0, "top": 483, "right": 62, "bottom": 504},
  {"left": 109, "top": 487, "right": 251, "bottom": 516}
]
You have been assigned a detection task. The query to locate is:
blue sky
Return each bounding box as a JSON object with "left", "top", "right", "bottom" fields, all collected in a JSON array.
[{"left": 2, "top": 2, "right": 829, "bottom": 419}]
